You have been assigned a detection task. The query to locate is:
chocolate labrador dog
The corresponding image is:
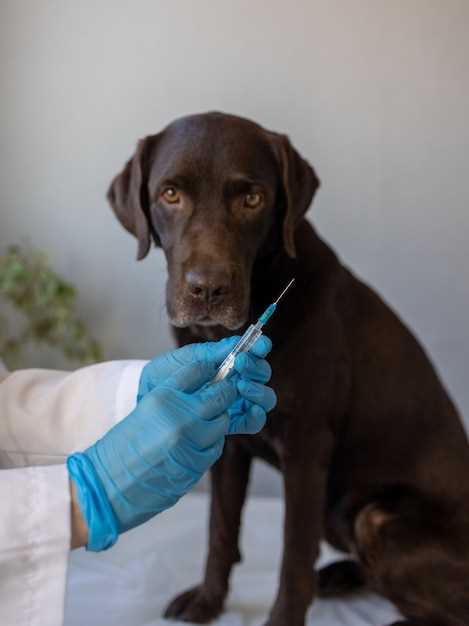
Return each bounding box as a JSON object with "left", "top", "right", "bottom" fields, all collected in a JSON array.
[{"left": 108, "top": 112, "right": 469, "bottom": 626}]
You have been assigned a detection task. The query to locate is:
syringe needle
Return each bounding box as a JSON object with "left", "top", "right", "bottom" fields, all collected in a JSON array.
[{"left": 274, "top": 278, "right": 295, "bottom": 305}]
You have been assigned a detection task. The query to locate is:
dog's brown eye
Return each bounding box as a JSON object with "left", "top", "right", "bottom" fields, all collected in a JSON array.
[
  {"left": 244, "top": 192, "right": 263, "bottom": 209},
  {"left": 162, "top": 187, "right": 181, "bottom": 204}
]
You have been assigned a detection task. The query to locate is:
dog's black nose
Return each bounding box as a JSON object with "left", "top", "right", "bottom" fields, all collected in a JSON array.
[{"left": 186, "top": 269, "right": 231, "bottom": 304}]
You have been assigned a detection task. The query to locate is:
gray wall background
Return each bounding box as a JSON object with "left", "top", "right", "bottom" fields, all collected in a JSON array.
[{"left": 1, "top": 1, "right": 468, "bottom": 495}]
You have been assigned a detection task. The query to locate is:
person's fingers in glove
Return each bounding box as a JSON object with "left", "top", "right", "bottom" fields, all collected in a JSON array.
[
  {"left": 144, "top": 363, "right": 236, "bottom": 448},
  {"left": 138, "top": 335, "right": 273, "bottom": 401},
  {"left": 227, "top": 378, "right": 277, "bottom": 435},
  {"left": 247, "top": 334, "right": 272, "bottom": 359},
  {"left": 228, "top": 401, "right": 267, "bottom": 435},
  {"left": 237, "top": 379, "right": 277, "bottom": 411},
  {"left": 233, "top": 351, "right": 272, "bottom": 383},
  {"left": 159, "top": 364, "right": 236, "bottom": 447},
  {"left": 137, "top": 336, "right": 239, "bottom": 401}
]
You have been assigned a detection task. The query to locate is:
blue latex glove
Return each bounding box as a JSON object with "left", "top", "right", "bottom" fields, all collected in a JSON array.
[
  {"left": 67, "top": 360, "right": 238, "bottom": 552},
  {"left": 229, "top": 351, "right": 277, "bottom": 434},
  {"left": 138, "top": 336, "right": 276, "bottom": 435}
]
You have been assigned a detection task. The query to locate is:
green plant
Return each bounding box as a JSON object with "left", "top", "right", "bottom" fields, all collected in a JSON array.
[{"left": 0, "top": 246, "right": 102, "bottom": 368}]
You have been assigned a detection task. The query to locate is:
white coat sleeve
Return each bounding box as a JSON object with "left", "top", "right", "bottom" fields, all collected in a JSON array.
[{"left": 0, "top": 359, "right": 146, "bottom": 626}]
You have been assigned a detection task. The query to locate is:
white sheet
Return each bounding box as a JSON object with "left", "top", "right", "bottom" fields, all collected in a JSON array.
[{"left": 64, "top": 493, "right": 401, "bottom": 626}]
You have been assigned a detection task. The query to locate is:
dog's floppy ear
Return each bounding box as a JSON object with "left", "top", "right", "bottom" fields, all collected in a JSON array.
[
  {"left": 107, "top": 135, "right": 159, "bottom": 261},
  {"left": 268, "top": 132, "right": 320, "bottom": 258}
]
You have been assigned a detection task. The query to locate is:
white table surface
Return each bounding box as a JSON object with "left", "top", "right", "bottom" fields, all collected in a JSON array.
[{"left": 65, "top": 493, "right": 401, "bottom": 626}]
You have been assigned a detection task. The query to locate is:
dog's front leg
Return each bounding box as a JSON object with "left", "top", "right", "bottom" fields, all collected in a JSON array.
[
  {"left": 265, "top": 428, "right": 333, "bottom": 626},
  {"left": 164, "top": 439, "right": 252, "bottom": 623}
]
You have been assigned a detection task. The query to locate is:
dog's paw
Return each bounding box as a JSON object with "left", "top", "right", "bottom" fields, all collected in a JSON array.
[{"left": 163, "top": 585, "right": 224, "bottom": 623}]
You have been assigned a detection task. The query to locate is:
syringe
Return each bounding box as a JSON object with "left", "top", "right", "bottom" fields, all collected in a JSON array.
[{"left": 212, "top": 278, "right": 295, "bottom": 383}]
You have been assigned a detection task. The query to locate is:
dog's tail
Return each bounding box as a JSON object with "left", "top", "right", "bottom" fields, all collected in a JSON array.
[{"left": 317, "top": 560, "right": 366, "bottom": 597}]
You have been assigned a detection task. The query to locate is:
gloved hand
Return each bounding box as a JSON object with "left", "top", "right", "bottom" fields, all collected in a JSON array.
[
  {"left": 68, "top": 360, "right": 238, "bottom": 552},
  {"left": 138, "top": 336, "right": 276, "bottom": 435},
  {"left": 228, "top": 350, "right": 277, "bottom": 434}
]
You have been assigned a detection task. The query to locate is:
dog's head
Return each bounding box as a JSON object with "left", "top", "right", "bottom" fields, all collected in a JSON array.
[{"left": 108, "top": 112, "right": 319, "bottom": 330}]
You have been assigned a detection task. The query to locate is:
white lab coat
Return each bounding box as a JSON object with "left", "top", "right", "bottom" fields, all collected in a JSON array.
[{"left": 0, "top": 358, "right": 146, "bottom": 626}]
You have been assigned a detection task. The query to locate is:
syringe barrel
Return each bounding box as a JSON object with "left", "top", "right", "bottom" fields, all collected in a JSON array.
[
  {"left": 212, "top": 323, "right": 263, "bottom": 383},
  {"left": 236, "top": 323, "right": 263, "bottom": 353}
]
